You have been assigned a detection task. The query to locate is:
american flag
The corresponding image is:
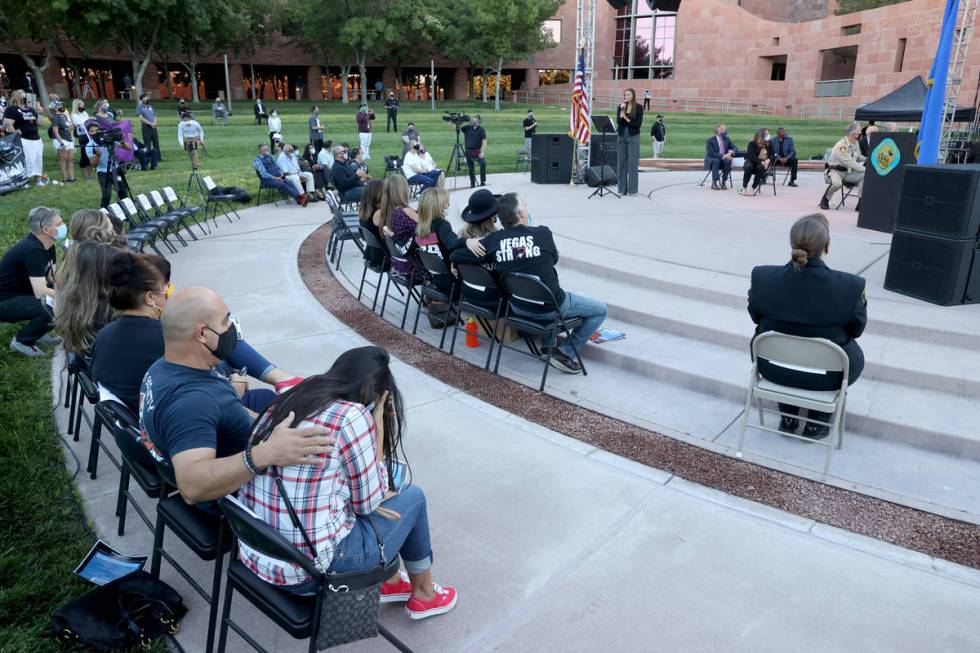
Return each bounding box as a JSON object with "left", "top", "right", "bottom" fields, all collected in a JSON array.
[{"left": 569, "top": 51, "right": 590, "bottom": 145}]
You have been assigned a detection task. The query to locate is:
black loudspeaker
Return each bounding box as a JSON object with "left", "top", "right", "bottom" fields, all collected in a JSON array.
[
  {"left": 884, "top": 230, "right": 980, "bottom": 305},
  {"left": 607, "top": 0, "right": 631, "bottom": 8},
  {"left": 531, "top": 134, "right": 574, "bottom": 184},
  {"left": 585, "top": 165, "right": 617, "bottom": 188},
  {"left": 895, "top": 164, "right": 980, "bottom": 239},
  {"left": 590, "top": 134, "right": 617, "bottom": 168}
]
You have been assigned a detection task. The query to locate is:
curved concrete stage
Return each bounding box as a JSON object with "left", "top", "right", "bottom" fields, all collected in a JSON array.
[
  {"left": 330, "top": 170, "right": 980, "bottom": 525},
  {"left": 53, "top": 200, "right": 980, "bottom": 652}
]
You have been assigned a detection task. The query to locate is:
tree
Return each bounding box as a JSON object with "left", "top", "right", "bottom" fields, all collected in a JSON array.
[
  {"left": 835, "top": 0, "right": 910, "bottom": 14},
  {"left": 162, "top": 0, "right": 245, "bottom": 103},
  {"left": 0, "top": 0, "right": 67, "bottom": 107},
  {"left": 339, "top": 5, "right": 389, "bottom": 106},
  {"left": 230, "top": 0, "right": 282, "bottom": 101},
  {"left": 281, "top": 0, "right": 354, "bottom": 102}
]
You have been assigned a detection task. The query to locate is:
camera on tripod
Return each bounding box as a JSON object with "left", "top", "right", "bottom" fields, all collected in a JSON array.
[
  {"left": 92, "top": 126, "right": 124, "bottom": 147},
  {"left": 442, "top": 112, "right": 470, "bottom": 127}
]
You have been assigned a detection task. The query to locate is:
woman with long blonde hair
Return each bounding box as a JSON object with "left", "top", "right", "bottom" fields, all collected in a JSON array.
[
  {"left": 55, "top": 241, "right": 116, "bottom": 354},
  {"left": 374, "top": 175, "right": 423, "bottom": 279}
]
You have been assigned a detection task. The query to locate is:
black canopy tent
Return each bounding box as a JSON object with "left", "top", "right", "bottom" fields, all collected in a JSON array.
[{"left": 854, "top": 76, "right": 976, "bottom": 122}]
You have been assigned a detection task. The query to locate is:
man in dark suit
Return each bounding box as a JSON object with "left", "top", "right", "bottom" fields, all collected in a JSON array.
[
  {"left": 772, "top": 127, "right": 798, "bottom": 187},
  {"left": 705, "top": 123, "right": 736, "bottom": 190},
  {"left": 748, "top": 214, "right": 867, "bottom": 438}
]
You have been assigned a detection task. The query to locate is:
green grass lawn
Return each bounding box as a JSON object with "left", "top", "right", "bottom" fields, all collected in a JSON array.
[{"left": 0, "top": 100, "right": 846, "bottom": 649}]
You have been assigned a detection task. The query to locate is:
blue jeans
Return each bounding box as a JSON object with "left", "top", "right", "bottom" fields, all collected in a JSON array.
[
  {"left": 543, "top": 292, "right": 607, "bottom": 358},
  {"left": 408, "top": 170, "right": 441, "bottom": 188},
  {"left": 261, "top": 176, "right": 300, "bottom": 199},
  {"left": 283, "top": 485, "right": 433, "bottom": 596}
]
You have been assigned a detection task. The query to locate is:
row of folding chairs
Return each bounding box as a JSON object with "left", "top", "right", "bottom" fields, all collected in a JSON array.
[
  {"left": 105, "top": 186, "right": 205, "bottom": 257},
  {"left": 350, "top": 230, "right": 588, "bottom": 392},
  {"left": 63, "top": 355, "right": 412, "bottom": 653}
]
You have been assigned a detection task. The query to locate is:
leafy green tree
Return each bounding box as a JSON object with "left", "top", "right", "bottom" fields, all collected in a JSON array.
[
  {"left": 0, "top": 0, "right": 67, "bottom": 107},
  {"left": 835, "top": 0, "right": 910, "bottom": 15},
  {"left": 281, "top": 0, "right": 356, "bottom": 103},
  {"left": 227, "top": 0, "right": 280, "bottom": 101}
]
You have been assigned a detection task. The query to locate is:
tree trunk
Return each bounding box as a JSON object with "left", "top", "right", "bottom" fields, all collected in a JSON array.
[
  {"left": 69, "top": 63, "right": 83, "bottom": 99},
  {"left": 340, "top": 64, "right": 350, "bottom": 104},
  {"left": 163, "top": 62, "right": 174, "bottom": 98},
  {"left": 129, "top": 23, "right": 159, "bottom": 101},
  {"left": 467, "top": 65, "right": 475, "bottom": 100},
  {"left": 494, "top": 58, "right": 503, "bottom": 112},
  {"left": 357, "top": 51, "right": 368, "bottom": 105},
  {"left": 183, "top": 49, "right": 200, "bottom": 104},
  {"left": 481, "top": 68, "right": 488, "bottom": 103},
  {"left": 395, "top": 66, "right": 403, "bottom": 98},
  {"left": 16, "top": 42, "right": 53, "bottom": 108}
]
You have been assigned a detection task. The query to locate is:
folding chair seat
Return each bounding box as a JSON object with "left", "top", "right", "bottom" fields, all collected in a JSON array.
[
  {"left": 736, "top": 331, "right": 849, "bottom": 476},
  {"left": 752, "top": 164, "right": 777, "bottom": 196},
  {"left": 380, "top": 237, "right": 424, "bottom": 330},
  {"left": 357, "top": 227, "right": 391, "bottom": 312},
  {"left": 202, "top": 175, "right": 243, "bottom": 226},
  {"left": 448, "top": 264, "right": 506, "bottom": 370},
  {"left": 121, "top": 197, "right": 177, "bottom": 253},
  {"left": 151, "top": 461, "right": 231, "bottom": 653},
  {"left": 163, "top": 186, "right": 208, "bottom": 238},
  {"left": 411, "top": 250, "right": 459, "bottom": 350},
  {"left": 822, "top": 163, "right": 859, "bottom": 209},
  {"left": 495, "top": 272, "right": 589, "bottom": 392},
  {"left": 324, "top": 191, "right": 364, "bottom": 268},
  {"left": 136, "top": 193, "right": 188, "bottom": 247},
  {"left": 150, "top": 190, "right": 199, "bottom": 241},
  {"left": 254, "top": 170, "right": 290, "bottom": 207},
  {"left": 216, "top": 497, "right": 412, "bottom": 653},
  {"left": 109, "top": 202, "right": 163, "bottom": 255}
]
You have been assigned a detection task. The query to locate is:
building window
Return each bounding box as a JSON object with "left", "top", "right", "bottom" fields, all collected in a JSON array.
[
  {"left": 841, "top": 24, "right": 862, "bottom": 36},
  {"left": 816, "top": 45, "right": 858, "bottom": 97},
  {"left": 894, "top": 37, "right": 907, "bottom": 72},
  {"left": 611, "top": 0, "right": 677, "bottom": 80},
  {"left": 543, "top": 19, "right": 561, "bottom": 44}
]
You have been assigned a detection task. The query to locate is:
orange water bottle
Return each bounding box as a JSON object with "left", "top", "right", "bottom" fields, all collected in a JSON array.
[{"left": 465, "top": 318, "right": 479, "bottom": 348}]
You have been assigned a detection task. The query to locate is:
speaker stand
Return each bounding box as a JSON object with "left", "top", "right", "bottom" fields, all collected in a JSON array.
[{"left": 588, "top": 183, "right": 620, "bottom": 200}]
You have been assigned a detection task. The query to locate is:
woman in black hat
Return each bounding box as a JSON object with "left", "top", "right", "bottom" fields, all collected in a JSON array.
[{"left": 457, "top": 188, "right": 500, "bottom": 246}]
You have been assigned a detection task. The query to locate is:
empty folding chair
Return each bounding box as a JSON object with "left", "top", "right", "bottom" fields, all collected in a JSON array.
[
  {"left": 448, "top": 264, "right": 506, "bottom": 370},
  {"left": 736, "top": 331, "right": 849, "bottom": 476},
  {"left": 137, "top": 193, "right": 188, "bottom": 247},
  {"left": 411, "top": 250, "right": 459, "bottom": 351},
  {"left": 324, "top": 190, "right": 364, "bottom": 268},
  {"left": 380, "top": 237, "right": 424, "bottom": 330},
  {"left": 163, "top": 186, "right": 208, "bottom": 237},
  {"left": 150, "top": 189, "right": 199, "bottom": 241},
  {"left": 121, "top": 197, "right": 177, "bottom": 253},
  {"left": 151, "top": 460, "right": 231, "bottom": 653},
  {"left": 383, "top": 155, "right": 401, "bottom": 177},
  {"left": 108, "top": 202, "right": 161, "bottom": 255},
  {"left": 216, "top": 497, "right": 413, "bottom": 653},
  {"left": 202, "top": 176, "right": 243, "bottom": 226},
  {"left": 357, "top": 227, "right": 390, "bottom": 313},
  {"left": 495, "top": 272, "right": 589, "bottom": 392}
]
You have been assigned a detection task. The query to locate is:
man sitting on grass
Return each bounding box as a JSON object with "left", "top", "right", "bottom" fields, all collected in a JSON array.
[
  {"left": 451, "top": 191, "right": 608, "bottom": 375},
  {"left": 252, "top": 143, "right": 306, "bottom": 206},
  {"left": 139, "top": 287, "right": 334, "bottom": 505}
]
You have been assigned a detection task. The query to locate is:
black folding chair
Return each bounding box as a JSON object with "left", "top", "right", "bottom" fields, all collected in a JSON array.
[
  {"left": 163, "top": 186, "right": 208, "bottom": 238},
  {"left": 151, "top": 461, "right": 231, "bottom": 653},
  {"left": 136, "top": 193, "right": 189, "bottom": 247},
  {"left": 203, "top": 175, "right": 243, "bottom": 226},
  {"left": 358, "top": 227, "right": 391, "bottom": 313},
  {"left": 254, "top": 170, "right": 289, "bottom": 207},
  {"left": 448, "top": 264, "right": 505, "bottom": 370},
  {"left": 150, "top": 189, "right": 199, "bottom": 241},
  {"left": 514, "top": 148, "right": 531, "bottom": 173},
  {"left": 411, "top": 250, "right": 458, "bottom": 351},
  {"left": 324, "top": 190, "right": 364, "bottom": 269},
  {"left": 752, "top": 163, "right": 777, "bottom": 196},
  {"left": 111, "top": 200, "right": 168, "bottom": 256},
  {"left": 495, "top": 272, "right": 589, "bottom": 392},
  {"left": 121, "top": 197, "right": 180, "bottom": 253},
  {"left": 380, "top": 237, "right": 424, "bottom": 330},
  {"left": 383, "top": 155, "right": 401, "bottom": 177},
  {"left": 823, "top": 164, "right": 860, "bottom": 209},
  {"left": 216, "top": 497, "right": 413, "bottom": 653},
  {"left": 100, "top": 400, "right": 167, "bottom": 536}
]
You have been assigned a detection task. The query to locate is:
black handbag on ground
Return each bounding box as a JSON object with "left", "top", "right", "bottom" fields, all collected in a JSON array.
[
  {"left": 50, "top": 571, "right": 186, "bottom": 650},
  {"left": 274, "top": 475, "right": 389, "bottom": 650}
]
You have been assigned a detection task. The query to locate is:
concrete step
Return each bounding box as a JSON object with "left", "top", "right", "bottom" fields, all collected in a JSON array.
[
  {"left": 570, "top": 317, "right": 980, "bottom": 462},
  {"left": 557, "top": 266, "right": 980, "bottom": 399}
]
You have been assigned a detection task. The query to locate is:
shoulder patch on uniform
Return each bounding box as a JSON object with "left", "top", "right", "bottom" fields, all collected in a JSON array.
[{"left": 839, "top": 145, "right": 847, "bottom": 153}]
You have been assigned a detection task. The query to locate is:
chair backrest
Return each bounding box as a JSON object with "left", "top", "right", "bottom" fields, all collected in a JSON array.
[
  {"left": 219, "top": 496, "right": 323, "bottom": 580},
  {"left": 162, "top": 186, "right": 184, "bottom": 207},
  {"left": 136, "top": 193, "right": 156, "bottom": 215},
  {"left": 500, "top": 272, "right": 560, "bottom": 316},
  {"left": 107, "top": 203, "right": 127, "bottom": 224},
  {"left": 120, "top": 197, "right": 145, "bottom": 222},
  {"left": 752, "top": 332, "right": 848, "bottom": 380},
  {"left": 457, "top": 264, "right": 502, "bottom": 305},
  {"left": 149, "top": 190, "right": 168, "bottom": 211},
  {"left": 383, "top": 236, "right": 412, "bottom": 266},
  {"left": 202, "top": 176, "right": 217, "bottom": 191},
  {"left": 417, "top": 250, "right": 449, "bottom": 277},
  {"left": 384, "top": 155, "right": 400, "bottom": 172},
  {"left": 359, "top": 225, "right": 385, "bottom": 252},
  {"left": 101, "top": 400, "right": 157, "bottom": 467}
]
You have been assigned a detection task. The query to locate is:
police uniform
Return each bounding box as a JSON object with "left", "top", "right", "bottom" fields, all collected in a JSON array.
[
  {"left": 748, "top": 258, "right": 868, "bottom": 425},
  {"left": 823, "top": 136, "right": 866, "bottom": 202}
]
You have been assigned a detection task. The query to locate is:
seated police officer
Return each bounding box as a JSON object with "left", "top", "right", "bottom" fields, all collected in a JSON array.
[
  {"left": 747, "top": 213, "right": 867, "bottom": 439},
  {"left": 139, "top": 287, "right": 334, "bottom": 505},
  {"left": 820, "top": 121, "right": 866, "bottom": 211}
]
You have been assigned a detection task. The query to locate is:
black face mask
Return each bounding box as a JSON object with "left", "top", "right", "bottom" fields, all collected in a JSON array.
[{"left": 205, "top": 323, "right": 238, "bottom": 361}]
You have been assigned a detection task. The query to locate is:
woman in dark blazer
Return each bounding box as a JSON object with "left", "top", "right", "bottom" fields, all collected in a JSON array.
[
  {"left": 740, "top": 128, "right": 771, "bottom": 194},
  {"left": 615, "top": 88, "right": 644, "bottom": 196},
  {"left": 747, "top": 213, "right": 868, "bottom": 438}
]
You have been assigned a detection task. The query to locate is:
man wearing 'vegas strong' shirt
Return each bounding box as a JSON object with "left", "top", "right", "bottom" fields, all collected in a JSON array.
[{"left": 451, "top": 190, "right": 607, "bottom": 375}]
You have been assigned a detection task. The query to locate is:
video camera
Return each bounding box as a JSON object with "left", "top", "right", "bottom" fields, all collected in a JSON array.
[
  {"left": 91, "top": 126, "right": 124, "bottom": 147},
  {"left": 442, "top": 111, "right": 470, "bottom": 127}
]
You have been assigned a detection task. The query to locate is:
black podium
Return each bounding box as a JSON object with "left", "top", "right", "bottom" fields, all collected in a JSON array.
[{"left": 857, "top": 131, "right": 917, "bottom": 233}]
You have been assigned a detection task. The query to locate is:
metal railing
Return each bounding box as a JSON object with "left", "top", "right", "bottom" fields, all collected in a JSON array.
[{"left": 814, "top": 79, "right": 854, "bottom": 98}]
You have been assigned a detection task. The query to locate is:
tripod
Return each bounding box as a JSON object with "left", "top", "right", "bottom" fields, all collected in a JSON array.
[
  {"left": 185, "top": 143, "right": 206, "bottom": 201},
  {"left": 99, "top": 145, "right": 132, "bottom": 209},
  {"left": 446, "top": 124, "right": 466, "bottom": 191}
]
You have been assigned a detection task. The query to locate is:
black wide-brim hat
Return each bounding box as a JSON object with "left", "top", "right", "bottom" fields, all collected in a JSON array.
[{"left": 461, "top": 189, "right": 501, "bottom": 223}]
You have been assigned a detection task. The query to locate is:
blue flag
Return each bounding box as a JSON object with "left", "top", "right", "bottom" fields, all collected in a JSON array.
[{"left": 917, "top": 0, "right": 960, "bottom": 164}]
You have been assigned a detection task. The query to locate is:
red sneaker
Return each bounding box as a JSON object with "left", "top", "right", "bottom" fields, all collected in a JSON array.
[
  {"left": 380, "top": 571, "right": 413, "bottom": 604},
  {"left": 405, "top": 583, "right": 457, "bottom": 620},
  {"left": 273, "top": 376, "right": 304, "bottom": 394},
  {"left": 298, "top": 193, "right": 307, "bottom": 207}
]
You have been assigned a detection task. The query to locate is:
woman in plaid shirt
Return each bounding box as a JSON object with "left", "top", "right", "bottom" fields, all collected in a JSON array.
[{"left": 239, "top": 346, "right": 457, "bottom": 620}]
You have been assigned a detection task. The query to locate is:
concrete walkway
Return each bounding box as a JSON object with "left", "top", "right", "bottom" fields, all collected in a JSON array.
[{"left": 57, "top": 198, "right": 980, "bottom": 652}]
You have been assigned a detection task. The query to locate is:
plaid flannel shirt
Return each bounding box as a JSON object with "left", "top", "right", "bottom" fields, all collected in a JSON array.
[{"left": 238, "top": 401, "right": 389, "bottom": 586}]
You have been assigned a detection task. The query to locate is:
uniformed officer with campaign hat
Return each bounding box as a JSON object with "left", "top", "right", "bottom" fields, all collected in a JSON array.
[{"left": 819, "top": 121, "right": 866, "bottom": 211}]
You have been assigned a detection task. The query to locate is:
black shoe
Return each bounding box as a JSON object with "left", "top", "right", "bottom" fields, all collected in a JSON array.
[
  {"left": 549, "top": 350, "right": 583, "bottom": 374},
  {"left": 779, "top": 416, "right": 799, "bottom": 433},
  {"left": 788, "top": 180, "right": 798, "bottom": 187},
  {"left": 818, "top": 198, "right": 830, "bottom": 210},
  {"left": 711, "top": 182, "right": 720, "bottom": 190},
  {"left": 802, "top": 423, "right": 830, "bottom": 440}
]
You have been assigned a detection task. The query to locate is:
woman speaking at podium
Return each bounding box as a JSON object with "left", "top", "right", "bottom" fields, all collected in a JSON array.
[{"left": 615, "top": 88, "right": 644, "bottom": 196}]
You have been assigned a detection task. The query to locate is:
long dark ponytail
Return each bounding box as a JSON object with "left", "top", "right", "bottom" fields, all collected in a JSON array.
[{"left": 250, "top": 346, "right": 407, "bottom": 481}]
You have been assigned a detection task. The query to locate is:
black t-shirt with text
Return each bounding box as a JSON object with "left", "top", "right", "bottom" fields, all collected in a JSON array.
[
  {"left": 462, "top": 124, "right": 487, "bottom": 151},
  {"left": 523, "top": 117, "right": 537, "bottom": 135},
  {"left": 3, "top": 105, "right": 40, "bottom": 140},
  {"left": 0, "top": 234, "right": 55, "bottom": 301}
]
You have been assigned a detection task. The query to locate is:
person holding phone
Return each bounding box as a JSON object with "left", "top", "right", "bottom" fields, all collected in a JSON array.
[{"left": 238, "top": 346, "right": 458, "bottom": 621}]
